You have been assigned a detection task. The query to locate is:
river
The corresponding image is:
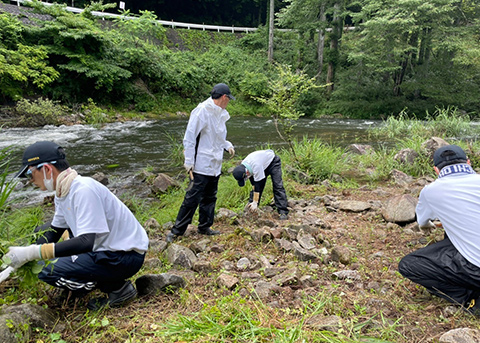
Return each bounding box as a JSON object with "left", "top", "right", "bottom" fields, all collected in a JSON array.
[{"left": 1, "top": 116, "right": 382, "bottom": 177}]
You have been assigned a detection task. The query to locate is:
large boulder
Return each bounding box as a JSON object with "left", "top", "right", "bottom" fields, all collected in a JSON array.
[{"left": 382, "top": 194, "right": 417, "bottom": 223}]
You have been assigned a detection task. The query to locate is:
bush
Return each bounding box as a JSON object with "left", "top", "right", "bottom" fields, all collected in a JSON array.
[{"left": 15, "top": 98, "right": 68, "bottom": 127}]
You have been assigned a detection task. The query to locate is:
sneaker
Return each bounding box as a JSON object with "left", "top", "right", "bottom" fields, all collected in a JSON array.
[
  {"left": 198, "top": 228, "right": 220, "bottom": 236},
  {"left": 166, "top": 232, "right": 178, "bottom": 243},
  {"left": 279, "top": 213, "right": 288, "bottom": 220},
  {"left": 87, "top": 280, "right": 137, "bottom": 311}
]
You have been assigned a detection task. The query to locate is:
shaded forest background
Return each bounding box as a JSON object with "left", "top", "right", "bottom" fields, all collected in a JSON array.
[{"left": 1, "top": 0, "right": 480, "bottom": 119}]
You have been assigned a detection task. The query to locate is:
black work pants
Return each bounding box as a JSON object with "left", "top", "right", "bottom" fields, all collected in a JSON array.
[
  {"left": 249, "top": 155, "right": 288, "bottom": 215},
  {"left": 398, "top": 237, "right": 480, "bottom": 306},
  {"left": 171, "top": 173, "right": 219, "bottom": 236}
]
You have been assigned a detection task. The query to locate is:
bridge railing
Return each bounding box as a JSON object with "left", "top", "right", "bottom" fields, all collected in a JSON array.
[{"left": 11, "top": 0, "right": 355, "bottom": 33}]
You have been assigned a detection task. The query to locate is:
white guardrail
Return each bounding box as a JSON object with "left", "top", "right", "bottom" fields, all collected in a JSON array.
[{"left": 12, "top": 0, "right": 355, "bottom": 33}]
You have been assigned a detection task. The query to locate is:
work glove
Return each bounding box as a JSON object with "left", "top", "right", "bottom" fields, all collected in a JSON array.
[
  {"left": 4, "top": 245, "right": 41, "bottom": 269},
  {"left": 184, "top": 164, "right": 194, "bottom": 173},
  {"left": 228, "top": 147, "right": 235, "bottom": 158},
  {"left": 0, "top": 266, "right": 16, "bottom": 284},
  {"left": 247, "top": 201, "right": 258, "bottom": 213}
]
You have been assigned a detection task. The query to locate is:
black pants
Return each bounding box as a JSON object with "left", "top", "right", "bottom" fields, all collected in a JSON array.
[
  {"left": 171, "top": 173, "right": 219, "bottom": 236},
  {"left": 249, "top": 155, "right": 288, "bottom": 215},
  {"left": 398, "top": 237, "right": 480, "bottom": 306},
  {"left": 39, "top": 250, "right": 145, "bottom": 293}
]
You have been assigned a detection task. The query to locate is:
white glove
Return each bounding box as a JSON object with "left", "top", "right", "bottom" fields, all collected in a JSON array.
[
  {"left": 5, "top": 245, "right": 41, "bottom": 269},
  {"left": 184, "top": 164, "right": 193, "bottom": 172},
  {"left": 0, "top": 266, "right": 15, "bottom": 283},
  {"left": 228, "top": 147, "right": 235, "bottom": 158},
  {"left": 247, "top": 201, "right": 258, "bottom": 213}
]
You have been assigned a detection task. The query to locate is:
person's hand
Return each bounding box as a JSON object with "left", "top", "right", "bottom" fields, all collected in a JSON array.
[
  {"left": 4, "top": 245, "right": 41, "bottom": 269},
  {"left": 228, "top": 147, "right": 235, "bottom": 158},
  {"left": 0, "top": 266, "right": 15, "bottom": 283},
  {"left": 184, "top": 164, "right": 193, "bottom": 173},
  {"left": 247, "top": 201, "right": 258, "bottom": 213}
]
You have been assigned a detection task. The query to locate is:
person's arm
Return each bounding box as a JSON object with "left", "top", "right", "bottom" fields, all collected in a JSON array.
[
  {"left": 54, "top": 233, "right": 95, "bottom": 257},
  {"left": 416, "top": 188, "right": 436, "bottom": 228},
  {"left": 183, "top": 110, "right": 205, "bottom": 167},
  {"left": 35, "top": 224, "right": 69, "bottom": 244}
]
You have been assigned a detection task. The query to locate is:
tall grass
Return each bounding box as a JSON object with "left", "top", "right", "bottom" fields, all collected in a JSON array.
[{"left": 373, "top": 107, "right": 477, "bottom": 140}]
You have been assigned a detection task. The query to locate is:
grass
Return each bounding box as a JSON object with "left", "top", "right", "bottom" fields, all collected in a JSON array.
[{"left": 4, "top": 110, "right": 480, "bottom": 342}]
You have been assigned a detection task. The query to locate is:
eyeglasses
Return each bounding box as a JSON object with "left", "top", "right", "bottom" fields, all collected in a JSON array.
[{"left": 25, "top": 162, "right": 56, "bottom": 180}]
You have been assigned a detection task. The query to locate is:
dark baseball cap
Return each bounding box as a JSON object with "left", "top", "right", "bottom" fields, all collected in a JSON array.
[
  {"left": 232, "top": 164, "right": 247, "bottom": 187},
  {"left": 16, "top": 141, "right": 66, "bottom": 178},
  {"left": 211, "top": 83, "right": 235, "bottom": 100},
  {"left": 433, "top": 144, "right": 467, "bottom": 170}
]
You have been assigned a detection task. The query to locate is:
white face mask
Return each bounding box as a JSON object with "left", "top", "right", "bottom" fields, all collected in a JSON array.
[{"left": 43, "top": 167, "right": 54, "bottom": 192}]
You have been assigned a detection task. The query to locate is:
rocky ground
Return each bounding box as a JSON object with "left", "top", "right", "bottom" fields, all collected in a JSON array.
[{"left": 1, "top": 170, "right": 480, "bottom": 342}]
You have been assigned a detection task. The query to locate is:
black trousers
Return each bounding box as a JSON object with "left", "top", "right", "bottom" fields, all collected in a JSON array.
[
  {"left": 398, "top": 237, "right": 480, "bottom": 306},
  {"left": 171, "top": 173, "right": 219, "bottom": 236},
  {"left": 249, "top": 155, "right": 288, "bottom": 215}
]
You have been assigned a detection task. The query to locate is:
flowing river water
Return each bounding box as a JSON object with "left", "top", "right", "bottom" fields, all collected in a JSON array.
[{"left": 1, "top": 116, "right": 383, "bottom": 203}]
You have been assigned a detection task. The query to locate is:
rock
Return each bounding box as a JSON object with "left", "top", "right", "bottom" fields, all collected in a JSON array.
[
  {"left": 193, "top": 259, "right": 213, "bottom": 274},
  {"left": 297, "top": 231, "right": 316, "bottom": 250},
  {"left": 189, "top": 239, "right": 211, "bottom": 254},
  {"left": 305, "top": 314, "right": 342, "bottom": 332},
  {"left": 422, "top": 137, "right": 449, "bottom": 160},
  {"left": 143, "top": 258, "right": 163, "bottom": 269},
  {"left": 151, "top": 173, "right": 180, "bottom": 194},
  {"left": 331, "top": 246, "right": 352, "bottom": 265},
  {"left": 390, "top": 169, "right": 413, "bottom": 186},
  {"left": 250, "top": 227, "right": 272, "bottom": 243},
  {"left": 394, "top": 148, "right": 419, "bottom": 164},
  {"left": 2, "top": 304, "right": 56, "bottom": 330},
  {"left": 264, "top": 267, "right": 287, "bottom": 278},
  {"left": 333, "top": 200, "right": 371, "bottom": 213},
  {"left": 215, "top": 208, "right": 237, "bottom": 221},
  {"left": 217, "top": 273, "right": 239, "bottom": 290},
  {"left": 136, "top": 273, "right": 186, "bottom": 296},
  {"left": 382, "top": 194, "right": 417, "bottom": 223},
  {"left": 332, "top": 270, "right": 361, "bottom": 281},
  {"left": 439, "top": 328, "right": 480, "bottom": 343},
  {"left": 282, "top": 227, "right": 299, "bottom": 240},
  {"left": 347, "top": 144, "right": 374, "bottom": 155},
  {"left": 237, "top": 257, "right": 251, "bottom": 270},
  {"left": 0, "top": 312, "right": 27, "bottom": 342},
  {"left": 91, "top": 172, "right": 109, "bottom": 185},
  {"left": 272, "top": 268, "right": 299, "bottom": 286},
  {"left": 253, "top": 281, "right": 278, "bottom": 299},
  {"left": 166, "top": 244, "right": 197, "bottom": 269},
  {"left": 275, "top": 238, "right": 294, "bottom": 252},
  {"left": 144, "top": 218, "right": 160, "bottom": 230},
  {"left": 240, "top": 272, "right": 262, "bottom": 280},
  {"left": 149, "top": 239, "right": 168, "bottom": 254},
  {"left": 292, "top": 241, "right": 317, "bottom": 261}
]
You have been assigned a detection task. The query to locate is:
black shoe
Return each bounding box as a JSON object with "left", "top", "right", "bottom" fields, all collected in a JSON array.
[
  {"left": 198, "top": 228, "right": 220, "bottom": 236},
  {"left": 279, "top": 213, "right": 288, "bottom": 220},
  {"left": 87, "top": 280, "right": 137, "bottom": 311},
  {"left": 166, "top": 232, "right": 178, "bottom": 243}
]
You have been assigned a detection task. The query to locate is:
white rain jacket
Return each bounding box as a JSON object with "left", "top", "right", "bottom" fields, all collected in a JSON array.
[{"left": 183, "top": 97, "right": 233, "bottom": 177}]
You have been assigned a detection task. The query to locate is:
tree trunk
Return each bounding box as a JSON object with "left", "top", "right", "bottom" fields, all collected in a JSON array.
[
  {"left": 326, "top": 1, "right": 343, "bottom": 92},
  {"left": 315, "top": 2, "right": 326, "bottom": 79},
  {"left": 268, "top": 0, "right": 274, "bottom": 62}
]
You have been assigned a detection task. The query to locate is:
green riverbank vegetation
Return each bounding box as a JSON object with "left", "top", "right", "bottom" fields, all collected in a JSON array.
[
  {"left": 2, "top": 111, "right": 480, "bottom": 342},
  {"left": 1, "top": 0, "right": 480, "bottom": 121}
]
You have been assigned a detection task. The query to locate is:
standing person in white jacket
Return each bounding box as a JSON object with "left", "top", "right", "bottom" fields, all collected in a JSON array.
[{"left": 166, "top": 83, "right": 235, "bottom": 243}]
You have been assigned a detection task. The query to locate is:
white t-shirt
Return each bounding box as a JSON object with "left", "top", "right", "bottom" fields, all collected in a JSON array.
[
  {"left": 52, "top": 176, "right": 149, "bottom": 253},
  {"left": 242, "top": 149, "right": 275, "bottom": 182},
  {"left": 416, "top": 167, "right": 480, "bottom": 267},
  {"left": 183, "top": 97, "right": 233, "bottom": 177}
]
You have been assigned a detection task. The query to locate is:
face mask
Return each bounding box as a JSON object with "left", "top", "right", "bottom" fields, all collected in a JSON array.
[{"left": 43, "top": 167, "right": 54, "bottom": 192}]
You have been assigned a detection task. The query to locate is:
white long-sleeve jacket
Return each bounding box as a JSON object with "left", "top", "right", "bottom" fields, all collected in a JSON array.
[{"left": 183, "top": 97, "right": 233, "bottom": 177}]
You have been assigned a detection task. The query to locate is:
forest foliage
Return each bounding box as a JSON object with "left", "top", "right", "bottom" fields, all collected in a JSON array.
[{"left": 1, "top": 0, "right": 480, "bottom": 119}]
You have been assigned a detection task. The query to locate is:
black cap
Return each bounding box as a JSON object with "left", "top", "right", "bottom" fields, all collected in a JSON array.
[
  {"left": 433, "top": 144, "right": 467, "bottom": 170},
  {"left": 232, "top": 164, "right": 247, "bottom": 187},
  {"left": 211, "top": 83, "right": 235, "bottom": 100},
  {"left": 16, "top": 141, "right": 65, "bottom": 178}
]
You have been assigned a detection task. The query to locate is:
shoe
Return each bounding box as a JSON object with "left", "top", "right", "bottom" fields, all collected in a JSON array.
[
  {"left": 166, "top": 232, "right": 178, "bottom": 243},
  {"left": 279, "top": 213, "right": 288, "bottom": 220},
  {"left": 87, "top": 280, "right": 137, "bottom": 311},
  {"left": 55, "top": 289, "right": 89, "bottom": 307},
  {"left": 198, "top": 228, "right": 220, "bottom": 236}
]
